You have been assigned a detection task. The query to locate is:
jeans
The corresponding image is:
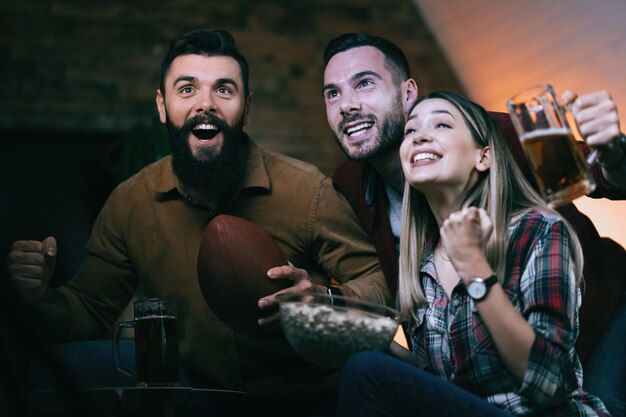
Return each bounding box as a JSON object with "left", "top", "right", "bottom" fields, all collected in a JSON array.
[
  {"left": 336, "top": 351, "right": 511, "bottom": 417},
  {"left": 26, "top": 339, "right": 136, "bottom": 389},
  {"left": 583, "top": 292, "right": 626, "bottom": 417}
]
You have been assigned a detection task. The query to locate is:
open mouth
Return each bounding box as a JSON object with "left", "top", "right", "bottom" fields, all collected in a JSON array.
[
  {"left": 412, "top": 152, "right": 440, "bottom": 163},
  {"left": 343, "top": 121, "right": 374, "bottom": 138},
  {"left": 410, "top": 152, "right": 441, "bottom": 167},
  {"left": 192, "top": 123, "right": 220, "bottom": 140}
]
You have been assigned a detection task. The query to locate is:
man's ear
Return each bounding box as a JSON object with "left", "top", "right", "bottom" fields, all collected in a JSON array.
[
  {"left": 243, "top": 92, "right": 254, "bottom": 126},
  {"left": 156, "top": 89, "right": 167, "bottom": 124},
  {"left": 476, "top": 146, "right": 491, "bottom": 172},
  {"left": 402, "top": 78, "right": 419, "bottom": 114}
]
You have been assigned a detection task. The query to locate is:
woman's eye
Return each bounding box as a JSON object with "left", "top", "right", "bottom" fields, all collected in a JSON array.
[{"left": 436, "top": 122, "right": 451, "bottom": 129}]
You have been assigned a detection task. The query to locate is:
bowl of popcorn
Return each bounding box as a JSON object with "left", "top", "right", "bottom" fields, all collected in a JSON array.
[{"left": 276, "top": 292, "right": 400, "bottom": 368}]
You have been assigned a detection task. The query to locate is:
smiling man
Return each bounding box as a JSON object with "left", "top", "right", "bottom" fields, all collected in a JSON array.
[{"left": 7, "top": 29, "right": 389, "bottom": 415}]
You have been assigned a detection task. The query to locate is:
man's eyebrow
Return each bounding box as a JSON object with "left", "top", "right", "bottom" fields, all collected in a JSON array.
[
  {"left": 322, "top": 70, "right": 383, "bottom": 94},
  {"left": 215, "top": 77, "right": 239, "bottom": 90},
  {"left": 322, "top": 82, "right": 338, "bottom": 95},
  {"left": 351, "top": 70, "right": 383, "bottom": 82},
  {"left": 173, "top": 75, "right": 198, "bottom": 86}
]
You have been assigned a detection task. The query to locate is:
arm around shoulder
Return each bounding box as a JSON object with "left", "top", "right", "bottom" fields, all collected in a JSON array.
[{"left": 314, "top": 177, "right": 391, "bottom": 306}]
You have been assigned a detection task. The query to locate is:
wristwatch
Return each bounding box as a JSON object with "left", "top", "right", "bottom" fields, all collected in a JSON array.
[{"left": 467, "top": 274, "right": 498, "bottom": 302}]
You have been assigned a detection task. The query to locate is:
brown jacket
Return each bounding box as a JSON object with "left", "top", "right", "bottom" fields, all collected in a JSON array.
[{"left": 53, "top": 135, "right": 389, "bottom": 399}]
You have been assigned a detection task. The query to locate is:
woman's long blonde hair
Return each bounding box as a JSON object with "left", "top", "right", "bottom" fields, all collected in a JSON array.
[{"left": 397, "top": 92, "right": 584, "bottom": 320}]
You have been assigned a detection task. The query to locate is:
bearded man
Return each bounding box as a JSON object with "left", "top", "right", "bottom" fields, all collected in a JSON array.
[{"left": 7, "top": 29, "right": 388, "bottom": 416}]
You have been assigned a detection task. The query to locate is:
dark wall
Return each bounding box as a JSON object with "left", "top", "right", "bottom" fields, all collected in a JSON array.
[
  {"left": 1, "top": 0, "right": 464, "bottom": 281},
  {"left": 1, "top": 129, "right": 159, "bottom": 284}
]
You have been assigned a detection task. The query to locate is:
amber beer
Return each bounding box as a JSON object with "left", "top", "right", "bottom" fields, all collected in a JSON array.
[
  {"left": 521, "top": 127, "right": 595, "bottom": 206},
  {"left": 507, "top": 83, "right": 596, "bottom": 207},
  {"left": 134, "top": 314, "right": 179, "bottom": 387}
]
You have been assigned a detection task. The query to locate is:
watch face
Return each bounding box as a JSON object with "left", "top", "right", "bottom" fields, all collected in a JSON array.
[{"left": 468, "top": 281, "right": 486, "bottom": 300}]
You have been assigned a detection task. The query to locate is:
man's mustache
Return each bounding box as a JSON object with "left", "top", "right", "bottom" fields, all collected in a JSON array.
[{"left": 338, "top": 113, "right": 376, "bottom": 132}]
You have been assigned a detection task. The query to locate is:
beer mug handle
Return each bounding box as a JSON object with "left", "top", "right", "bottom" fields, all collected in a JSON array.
[{"left": 113, "top": 320, "right": 136, "bottom": 378}]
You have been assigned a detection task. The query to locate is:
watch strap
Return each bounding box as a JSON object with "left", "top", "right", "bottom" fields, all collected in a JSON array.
[{"left": 483, "top": 274, "right": 498, "bottom": 287}]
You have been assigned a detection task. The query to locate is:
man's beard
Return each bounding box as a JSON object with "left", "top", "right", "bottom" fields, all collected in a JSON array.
[
  {"left": 166, "top": 113, "right": 245, "bottom": 191},
  {"left": 334, "top": 94, "right": 405, "bottom": 162}
]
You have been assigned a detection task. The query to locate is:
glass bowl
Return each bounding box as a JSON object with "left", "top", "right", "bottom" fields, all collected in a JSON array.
[{"left": 276, "top": 292, "right": 400, "bottom": 368}]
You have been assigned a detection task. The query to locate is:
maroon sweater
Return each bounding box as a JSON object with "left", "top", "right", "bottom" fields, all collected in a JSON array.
[{"left": 332, "top": 111, "right": 626, "bottom": 361}]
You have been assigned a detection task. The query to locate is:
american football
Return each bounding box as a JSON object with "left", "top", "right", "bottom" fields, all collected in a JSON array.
[{"left": 197, "top": 214, "right": 291, "bottom": 339}]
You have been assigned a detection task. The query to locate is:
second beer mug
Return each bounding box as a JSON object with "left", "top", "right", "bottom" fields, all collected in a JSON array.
[
  {"left": 113, "top": 298, "right": 180, "bottom": 387},
  {"left": 507, "top": 84, "right": 596, "bottom": 207}
]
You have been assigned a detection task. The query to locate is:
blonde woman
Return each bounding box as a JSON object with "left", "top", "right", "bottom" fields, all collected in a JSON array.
[{"left": 336, "top": 92, "right": 610, "bottom": 416}]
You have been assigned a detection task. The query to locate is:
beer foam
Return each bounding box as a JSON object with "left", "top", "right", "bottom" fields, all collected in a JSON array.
[
  {"left": 520, "top": 127, "right": 571, "bottom": 141},
  {"left": 136, "top": 315, "right": 176, "bottom": 320}
]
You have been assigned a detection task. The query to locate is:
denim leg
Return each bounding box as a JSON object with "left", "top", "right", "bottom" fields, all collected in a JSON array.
[
  {"left": 336, "top": 351, "right": 511, "bottom": 417},
  {"left": 583, "top": 292, "right": 626, "bottom": 417},
  {"left": 26, "top": 339, "right": 136, "bottom": 389}
]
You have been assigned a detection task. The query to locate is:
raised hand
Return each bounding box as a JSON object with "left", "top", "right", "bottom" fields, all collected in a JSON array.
[{"left": 7, "top": 236, "right": 57, "bottom": 304}]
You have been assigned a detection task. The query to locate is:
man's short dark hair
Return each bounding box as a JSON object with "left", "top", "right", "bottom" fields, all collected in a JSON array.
[
  {"left": 323, "top": 33, "right": 411, "bottom": 84},
  {"left": 159, "top": 29, "right": 250, "bottom": 98}
]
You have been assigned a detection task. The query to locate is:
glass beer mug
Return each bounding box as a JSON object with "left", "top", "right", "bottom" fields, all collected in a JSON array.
[
  {"left": 113, "top": 298, "right": 180, "bottom": 387},
  {"left": 507, "top": 83, "right": 596, "bottom": 207}
]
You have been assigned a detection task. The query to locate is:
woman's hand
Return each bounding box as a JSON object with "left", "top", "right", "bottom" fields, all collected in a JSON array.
[{"left": 440, "top": 207, "right": 493, "bottom": 283}]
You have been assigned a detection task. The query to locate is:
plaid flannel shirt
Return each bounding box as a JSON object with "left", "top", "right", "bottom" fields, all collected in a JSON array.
[{"left": 410, "top": 209, "right": 610, "bottom": 416}]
